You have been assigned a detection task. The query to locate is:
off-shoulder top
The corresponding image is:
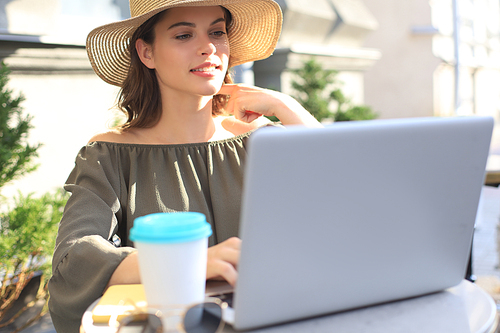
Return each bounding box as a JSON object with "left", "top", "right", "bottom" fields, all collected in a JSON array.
[{"left": 48, "top": 131, "right": 252, "bottom": 333}]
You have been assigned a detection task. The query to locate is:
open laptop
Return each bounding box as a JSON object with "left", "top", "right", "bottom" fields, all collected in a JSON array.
[{"left": 206, "top": 116, "right": 493, "bottom": 330}]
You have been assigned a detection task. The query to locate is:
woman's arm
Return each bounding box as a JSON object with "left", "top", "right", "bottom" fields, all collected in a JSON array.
[
  {"left": 106, "top": 251, "right": 141, "bottom": 289},
  {"left": 107, "top": 237, "right": 241, "bottom": 289},
  {"left": 218, "top": 84, "right": 323, "bottom": 128}
]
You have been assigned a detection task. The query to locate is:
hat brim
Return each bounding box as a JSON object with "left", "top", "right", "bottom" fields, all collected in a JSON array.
[{"left": 86, "top": 0, "right": 282, "bottom": 86}]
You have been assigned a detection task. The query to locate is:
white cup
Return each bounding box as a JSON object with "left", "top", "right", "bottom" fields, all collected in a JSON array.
[{"left": 130, "top": 212, "right": 212, "bottom": 331}]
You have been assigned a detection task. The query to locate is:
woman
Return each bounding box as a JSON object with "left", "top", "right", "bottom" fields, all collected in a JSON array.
[{"left": 48, "top": 0, "right": 321, "bottom": 331}]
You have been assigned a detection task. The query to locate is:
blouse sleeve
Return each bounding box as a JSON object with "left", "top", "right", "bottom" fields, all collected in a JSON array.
[{"left": 48, "top": 144, "right": 135, "bottom": 333}]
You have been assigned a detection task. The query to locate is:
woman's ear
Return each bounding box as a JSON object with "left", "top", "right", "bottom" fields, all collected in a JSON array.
[{"left": 136, "top": 39, "right": 155, "bottom": 69}]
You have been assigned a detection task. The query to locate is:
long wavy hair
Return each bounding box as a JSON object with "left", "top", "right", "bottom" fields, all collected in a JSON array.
[{"left": 117, "top": 7, "right": 233, "bottom": 130}]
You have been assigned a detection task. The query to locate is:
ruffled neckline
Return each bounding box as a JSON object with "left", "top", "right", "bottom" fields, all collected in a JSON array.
[{"left": 87, "top": 129, "right": 255, "bottom": 149}]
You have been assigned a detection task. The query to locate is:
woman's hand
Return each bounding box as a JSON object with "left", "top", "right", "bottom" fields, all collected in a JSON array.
[
  {"left": 218, "top": 84, "right": 322, "bottom": 127},
  {"left": 206, "top": 237, "right": 241, "bottom": 286},
  {"left": 107, "top": 238, "right": 241, "bottom": 289}
]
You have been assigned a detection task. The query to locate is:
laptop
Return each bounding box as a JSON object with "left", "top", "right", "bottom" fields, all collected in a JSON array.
[{"left": 206, "top": 116, "right": 493, "bottom": 330}]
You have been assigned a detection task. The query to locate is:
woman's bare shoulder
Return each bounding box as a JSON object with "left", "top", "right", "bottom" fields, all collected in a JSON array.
[
  {"left": 219, "top": 115, "right": 272, "bottom": 135},
  {"left": 88, "top": 129, "right": 137, "bottom": 144}
]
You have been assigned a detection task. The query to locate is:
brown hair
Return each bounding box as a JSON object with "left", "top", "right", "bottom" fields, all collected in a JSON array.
[{"left": 117, "top": 7, "right": 233, "bottom": 130}]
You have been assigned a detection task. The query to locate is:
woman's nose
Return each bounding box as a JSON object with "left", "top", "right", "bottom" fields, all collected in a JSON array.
[{"left": 199, "top": 36, "right": 216, "bottom": 56}]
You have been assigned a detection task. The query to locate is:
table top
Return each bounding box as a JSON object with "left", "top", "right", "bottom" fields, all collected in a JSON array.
[{"left": 81, "top": 280, "right": 498, "bottom": 333}]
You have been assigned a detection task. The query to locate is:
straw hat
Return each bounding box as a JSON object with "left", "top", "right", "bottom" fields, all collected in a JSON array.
[{"left": 86, "top": 0, "right": 283, "bottom": 87}]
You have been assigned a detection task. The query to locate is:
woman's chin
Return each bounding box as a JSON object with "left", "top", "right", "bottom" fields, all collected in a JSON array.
[{"left": 202, "top": 86, "right": 224, "bottom": 97}]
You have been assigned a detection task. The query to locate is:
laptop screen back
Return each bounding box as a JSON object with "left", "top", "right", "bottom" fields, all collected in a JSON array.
[{"left": 233, "top": 116, "right": 493, "bottom": 330}]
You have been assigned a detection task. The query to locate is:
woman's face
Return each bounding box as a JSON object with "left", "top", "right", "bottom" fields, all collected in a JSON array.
[{"left": 137, "top": 6, "right": 230, "bottom": 100}]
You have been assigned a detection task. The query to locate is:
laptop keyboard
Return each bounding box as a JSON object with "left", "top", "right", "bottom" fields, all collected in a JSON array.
[{"left": 215, "top": 292, "right": 234, "bottom": 308}]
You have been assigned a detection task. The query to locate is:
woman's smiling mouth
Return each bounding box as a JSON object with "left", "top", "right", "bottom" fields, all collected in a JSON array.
[
  {"left": 191, "top": 65, "right": 219, "bottom": 72},
  {"left": 190, "top": 63, "right": 222, "bottom": 77}
]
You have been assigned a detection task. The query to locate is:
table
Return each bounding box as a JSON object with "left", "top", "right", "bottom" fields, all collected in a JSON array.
[{"left": 81, "top": 280, "right": 498, "bottom": 333}]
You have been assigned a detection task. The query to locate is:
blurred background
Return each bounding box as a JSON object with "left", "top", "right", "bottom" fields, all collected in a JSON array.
[{"left": 1, "top": 0, "right": 500, "bottom": 197}]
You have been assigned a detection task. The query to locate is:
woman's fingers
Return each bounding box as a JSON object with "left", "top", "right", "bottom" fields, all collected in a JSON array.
[
  {"left": 226, "top": 99, "right": 264, "bottom": 122},
  {"left": 207, "top": 259, "right": 239, "bottom": 286},
  {"left": 220, "top": 84, "right": 274, "bottom": 121},
  {"left": 207, "top": 237, "right": 241, "bottom": 286}
]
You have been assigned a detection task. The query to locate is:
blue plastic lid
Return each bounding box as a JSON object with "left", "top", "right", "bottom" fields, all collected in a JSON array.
[{"left": 129, "top": 212, "right": 212, "bottom": 244}]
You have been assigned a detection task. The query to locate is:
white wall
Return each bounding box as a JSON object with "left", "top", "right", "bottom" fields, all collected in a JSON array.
[
  {"left": 0, "top": 0, "right": 127, "bottom": 202},
  {"left": 1, "top": 73, "right": 119, "bottom": 200}
]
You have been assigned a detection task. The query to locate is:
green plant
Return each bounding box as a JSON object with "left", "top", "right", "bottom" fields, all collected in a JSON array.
[
  {"left": 0, "top": 62, "right": 65, "bottom": 331},
  {"left": 290, "top": 58, "right": 378, "bottom": 122},
  {"left": 0, "top": 190, "right": 68, "bottom": 330},
  {"left": 0, "top": 62, "right": 40, "bottom": 189}
]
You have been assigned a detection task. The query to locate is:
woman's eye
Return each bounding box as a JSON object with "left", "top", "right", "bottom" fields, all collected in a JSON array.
[
  {"left": 175, "top": 34, "right": 192, "bottom": 40},
  {"left": 211, "top": 31, "right": 226, "bottom": 38}
]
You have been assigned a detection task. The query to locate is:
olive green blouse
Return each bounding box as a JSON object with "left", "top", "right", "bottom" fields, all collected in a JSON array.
[{"left": 48, "top": 131, "right": 252, "bottom": 332}]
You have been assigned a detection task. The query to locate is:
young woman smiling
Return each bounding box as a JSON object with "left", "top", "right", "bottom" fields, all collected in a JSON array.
[{"left": 48, "top": 1, "right": 321, "bottom": 332}]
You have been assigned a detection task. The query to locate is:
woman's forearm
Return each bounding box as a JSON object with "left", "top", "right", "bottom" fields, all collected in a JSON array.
[{"left": 106, "top": 251, "right": 141, "bottom": 289}]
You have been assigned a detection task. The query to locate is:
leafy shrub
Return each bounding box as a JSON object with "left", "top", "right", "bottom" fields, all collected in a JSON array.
[
  {"left": 290, "top": 58, "right": 378, "bottom": 122},
  {"left": 0, "top": 62, "right": 40, "bottom": 189},
  {"left": 0, "top": 190, "right": 68, "bottom": 329},
  {"left": 0, "top": 190, "right": 68, "bottom": 278}
]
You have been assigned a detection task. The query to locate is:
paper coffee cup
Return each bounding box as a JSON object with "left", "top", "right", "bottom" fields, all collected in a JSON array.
[{"left": 130, "top": 212, "right": 212, "bottom": 330}]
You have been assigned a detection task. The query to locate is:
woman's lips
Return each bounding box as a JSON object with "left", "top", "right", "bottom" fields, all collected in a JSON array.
[
  {"left": 191, "top": 65, "right": 218, "bottom": 72},
  {"left": 190, "top": 64, "right": 222, "bottom": 77}
]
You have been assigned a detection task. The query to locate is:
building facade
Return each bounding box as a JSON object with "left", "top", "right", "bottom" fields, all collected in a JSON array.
[
  {"left": 362, "top": 0, "right": 500, "bottom": 120},
  {"left": 2, "top": 0, "right": 499, "bottom": 198}
]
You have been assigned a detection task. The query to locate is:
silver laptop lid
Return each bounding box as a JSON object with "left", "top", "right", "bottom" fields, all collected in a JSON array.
[{"left": 233, "top": 116, "right": 493, "bottom": 330}]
